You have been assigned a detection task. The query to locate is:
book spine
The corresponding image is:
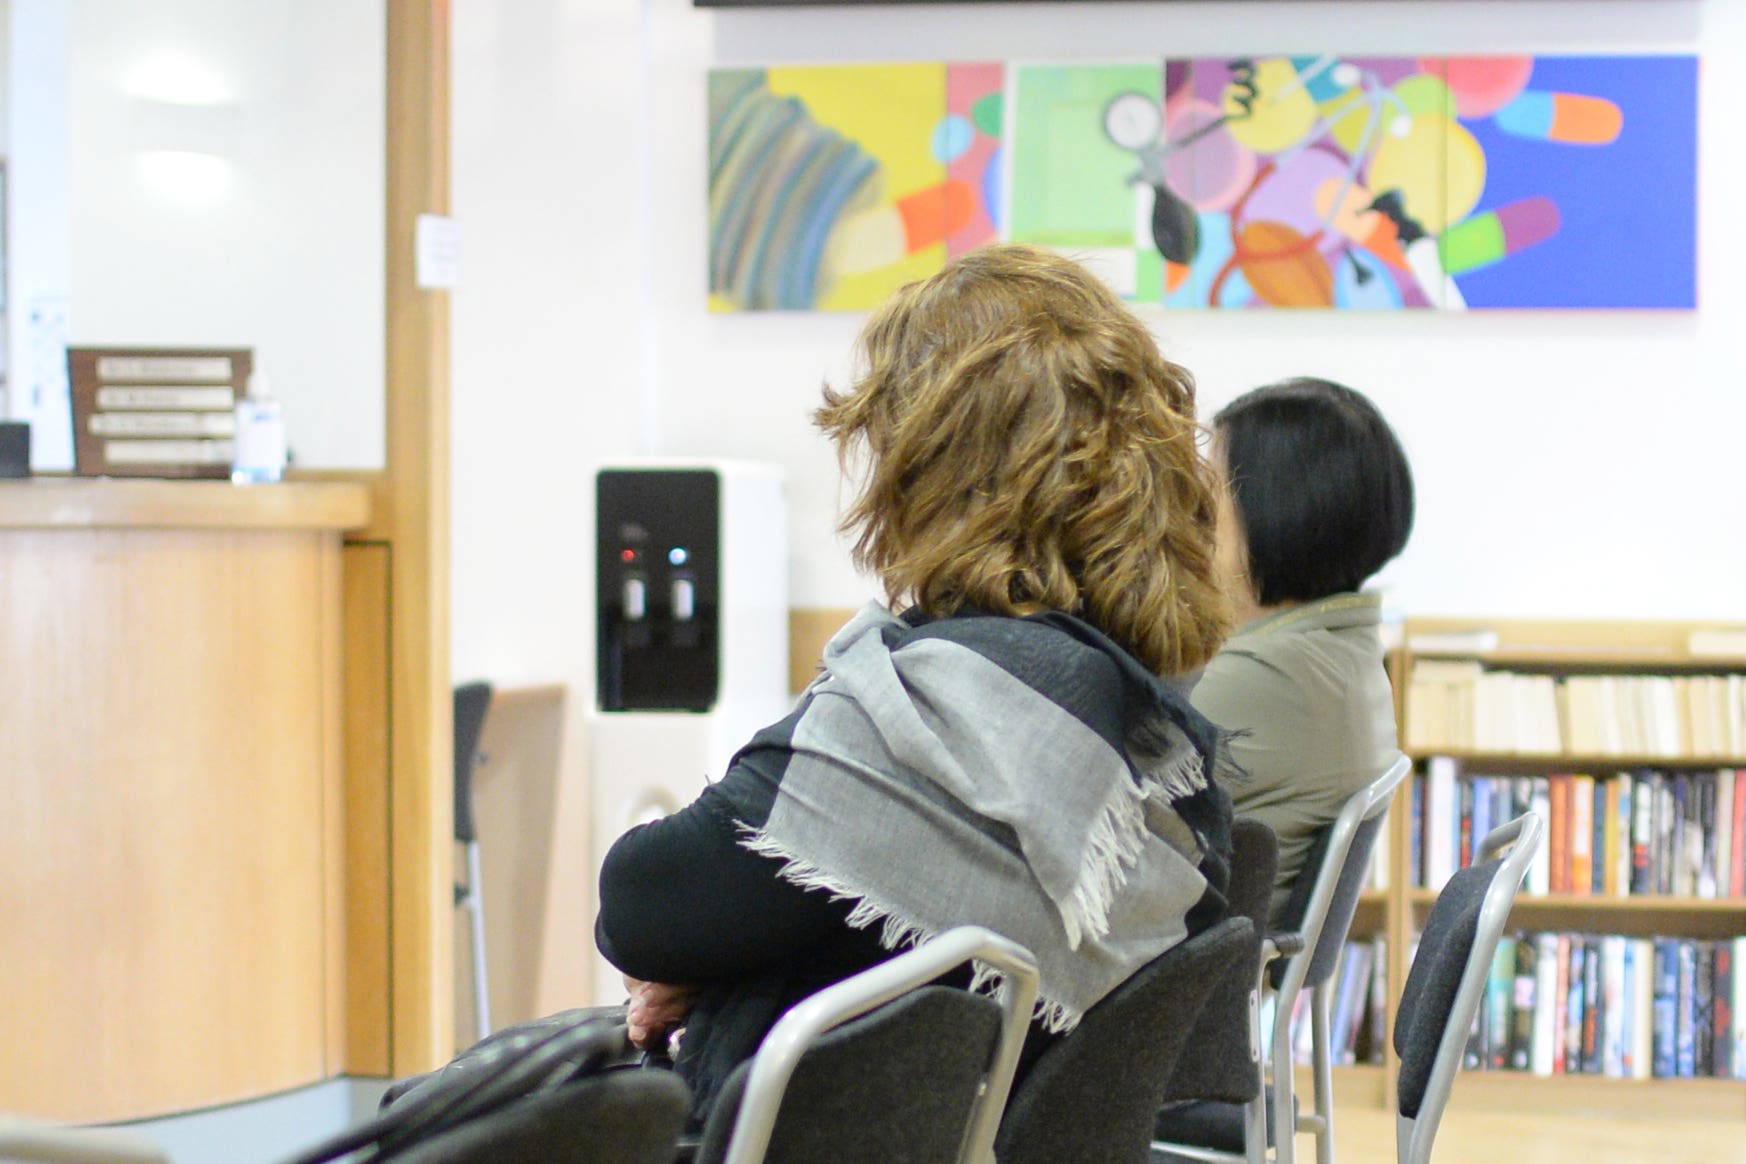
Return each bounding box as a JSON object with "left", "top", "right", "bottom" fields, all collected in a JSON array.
[
  {"left": 1671, "top": 776, "right": 1690, "bottom": 897},
  {"left": 1652, "top": 938, "right": 1677, "bottom": 1078},
  {"left": 1580, "top": 935, "right": 1603, "bottom": 1074},
  {"left": 1486, "top": 936, "right": 1514, "bottom": 1069},
  {"left": 1564, "top": 937, "right": 1586, "bottom": 1074},
  {"left": 1459, "top": 778, "right": 1476, "bottom": 871},
  {"left": 1699, "top": 773, "right": 1719, "bottom": 899},
  {"left": 1549, "top": 775, "right": 1570, "bottom": 895},
  {"left": 1473, "top": 776, "right": 1493, "bottom": 868},
  {"left": 1715, "top": 770, "right": 1734, "bottom": 901},
  {"left": 1676, "top": 939, "right": 1698, "bottom": 1078},
  {"left": 1411, "top": 773, "right": 1425, "bottom": 888},
  {"left": 1528, "top": 778, "right": 1551, "bottom": 896},
  {"left": 1711, "top": 941, "right": 1732, "bottom": 1077},
  {"left": 1655, "top": 775, "right": 1676, "bottom": 895},
  {"left": 1570, "top": 775, "right": 1594, "bottom": 898},
  {"left": 1532, "top": 932, "right": 1558, "bottom": 1076},
  {"left": 1631, "top": 937, "right": 1655, "bottom": 1080},
  {"left": 1510, "top": 935, "right": 1537, "bottom": 1071},
  {"left": 1734, "top": 936, "right": 1746, "bottom": 1079},
  {"left": 1427, "top": 756, "right": 1458, "bottom": 891},
  {"left": 1732, "top": 770, "right": 1746, "bottom": 898},
  {"left": 1629, "top": 771, "right": 1653, "bottom": 895},
  {"left": 1619, "top": 938, "right": 1638, "bottom": 1079},
  {"left": 1695, "top": 940, "right": 1716, "bottom": 1076},
  {"left": 1365, "top": 936, "right": 1388, "bottom": 1066},
  {"left": 1615, "top": 775, "right": 1633, "bottom": 895},
  {"left": 1599, "top": 935, "right": 1624, "bottom": 1077}
]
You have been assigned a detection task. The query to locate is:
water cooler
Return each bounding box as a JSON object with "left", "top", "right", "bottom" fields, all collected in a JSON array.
[{"left": 589, "top": 460, "right": 789, "bottom": 1002}]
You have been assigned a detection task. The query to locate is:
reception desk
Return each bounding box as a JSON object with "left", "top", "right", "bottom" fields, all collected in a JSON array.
[{"left": 0, "top": 479, "right": 371, "bottom": 1122}]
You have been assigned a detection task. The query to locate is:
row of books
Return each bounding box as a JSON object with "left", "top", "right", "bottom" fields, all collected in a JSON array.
[
  {"left": 1276, "top": 938, "right": 1389, "bottom": 1068},
  {"left": 1404, "top": 663, "right": 1746, "bottom": 758},
  {"left": 1461, "top": 933, "right": 1746, "bottom": 1080},
  {"left": 1410, "top": 761, "right": 1746, "bottom": 898}
]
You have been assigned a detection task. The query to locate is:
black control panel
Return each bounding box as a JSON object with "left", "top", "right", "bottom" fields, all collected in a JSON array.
[{"left": 597, "top": 468, "right": 720, "bottom": 712}]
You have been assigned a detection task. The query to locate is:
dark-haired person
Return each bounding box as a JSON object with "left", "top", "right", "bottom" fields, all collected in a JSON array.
[
  {"left": 1192, "top": 377, "right": 1414, "bottom": 926},
  {"left": 595, "top": 243, "right": 1237, "bottom": 1126}
]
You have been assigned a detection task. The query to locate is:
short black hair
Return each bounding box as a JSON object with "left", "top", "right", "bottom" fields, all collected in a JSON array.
[{"left": 1214, "top": 377, "right": 1414, "bottom": 606}]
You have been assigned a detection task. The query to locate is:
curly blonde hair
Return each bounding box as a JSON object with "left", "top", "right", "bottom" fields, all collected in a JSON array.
[{"left": 815, "top": 243, "right": 1231, "bottom": 676}]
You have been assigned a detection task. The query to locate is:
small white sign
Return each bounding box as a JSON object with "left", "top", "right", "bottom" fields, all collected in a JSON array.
[{"left": 415, "top": 214, "right": 462, "bottom": 290}]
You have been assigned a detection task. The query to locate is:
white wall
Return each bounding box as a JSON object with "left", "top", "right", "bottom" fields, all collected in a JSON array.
[
  {"left": 451, "top": 0, "right": 1745, "bottom": 1005},
  {"left": 4, "top": 0, "right": 71, "bottom": 460},
  {"left": 6, "top": 0, "right": 385, "bottom": 468},
  {"left": 451, "top": 0, "right": 649, "bottom": 1011},
  {"left": 649, "top": 0, "right": 1745, "bottom": 622}
]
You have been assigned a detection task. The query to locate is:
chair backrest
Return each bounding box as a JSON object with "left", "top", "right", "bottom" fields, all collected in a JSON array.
[
  {"left": 389, "top": 1070, "right": 690, "bottom": 1164},
  {"left": 1161, "top": 819, "right": 1280, "bottom": 1105},
  {"left": 1270, "top": 754, "right": 1413, "bottom": 993},
  {"left": 453, "top": 681, "right": 493, "bottom": 844},
  {"left": 1392, "top": 813, "right": 1542, "bottom": 1164},
  {"left": 277, "top": 1015, "right": 676, "bottom": 1164},
  {"left": 994, "top": 916, "right": 1254, "bottom": 1164},
  {"left": 697, "top": 926, "right": 1039, "bottom": 1164}
]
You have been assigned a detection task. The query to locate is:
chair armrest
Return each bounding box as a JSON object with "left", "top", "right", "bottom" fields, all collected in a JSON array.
[
  {"left": 1264, "top": 931, "right": 1306, "bottom": 962},
  {"left": 0, "top": 1118, "right": 168, "bottom": 1164}
]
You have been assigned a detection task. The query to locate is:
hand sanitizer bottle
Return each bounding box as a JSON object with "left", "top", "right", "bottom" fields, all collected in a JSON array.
[{"left": 232, "top": 371, "right": 287, "bottom": 484}]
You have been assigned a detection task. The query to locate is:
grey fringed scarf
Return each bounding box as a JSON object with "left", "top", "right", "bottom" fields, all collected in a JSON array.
[{"left": 716, "top": 602, "right": 1227, "bottom": 1032}]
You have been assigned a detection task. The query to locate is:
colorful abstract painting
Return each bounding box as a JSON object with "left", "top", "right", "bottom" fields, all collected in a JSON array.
[
  {"left": 707, "top": 54, "right": 1697, "bottom": 312},
  {"left": 707, "top": 63, "right": 1003, "bottom": 312}
]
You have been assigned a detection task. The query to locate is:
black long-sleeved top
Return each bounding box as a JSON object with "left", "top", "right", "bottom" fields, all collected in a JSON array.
[{"left": 595, "top": 609, "right": 1233, "bottom": 1127}]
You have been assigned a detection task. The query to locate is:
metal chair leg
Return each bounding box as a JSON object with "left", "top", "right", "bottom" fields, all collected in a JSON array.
[
  {"left": 1269, "top": 993, "right": 1296, "bottom": 1164},
  {"left": 1309, "top": 979, "right": 1334, "bottom": 1164},
  {"left": 1243, "top": 982, "right": 1269, "bottom": 1164},
  {"left": 465, "top": 839, "right": 491, "bottom": 1039}
]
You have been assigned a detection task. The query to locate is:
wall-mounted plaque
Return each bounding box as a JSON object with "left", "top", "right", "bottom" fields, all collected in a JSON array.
[{"left": 68, "top": 347, "right": 251, "bottom": 479}]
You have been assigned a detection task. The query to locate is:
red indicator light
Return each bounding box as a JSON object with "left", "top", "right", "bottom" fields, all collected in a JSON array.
[{"left": 620, "top": 548, "right": 638, "bottom": 563}]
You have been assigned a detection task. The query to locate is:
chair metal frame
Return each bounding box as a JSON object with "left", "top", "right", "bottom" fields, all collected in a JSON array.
[
  {"left": 0, "top": 1118, "right": 169, "bottom": 1164},
  {"left": 1148, "top": 930, "right": 1302, "bottom": 1164},
  {"left": 1396, "top": 813, "right": 1541, "bottom": 1164},
  {"left": 1156, "top": 756, "right": 1412, "bottom": 1164},
  {"left": 1150, "top": 820, "right": 1291, "bottom": 1164},
  {"left": 453, "top": 680, "right": 494, "bottom": 1041},
  {"left": 998, "top": 917, "right": 1253, "bottom": 1164},
  {"left": 1267, "top": 753, "right": 1412, "bottom": 1164},
  {"left": 719, "top": 926, "right": 1039, "bottom": 1164}
]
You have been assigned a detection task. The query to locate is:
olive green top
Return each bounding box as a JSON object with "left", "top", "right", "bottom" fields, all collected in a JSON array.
[{"left": 1190, "top": 592, "right": 1402, "bottom": 927}]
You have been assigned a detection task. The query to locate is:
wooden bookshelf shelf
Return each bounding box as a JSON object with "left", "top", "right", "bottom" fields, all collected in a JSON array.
[
  {"left": 1406, "top": 892, "right": 1746, "bottom": 940},
  {"left": 1406, "top": 752, "right": 1746, "bottom": 770},
  {"left": 1314, "top": 1064, "right": 1387, "bottom": 1108},
  {"left": 1409, "top": 650, "right": 1746, "bottom": 673},
  {"left": 1407, "top": 891, "right": 1746, "bottom": 913},
  {"left": 1369, "top": 618, "right": 1746, "bottom": 1117},
  {"left": 1440, "top": 1071, "right": 1746, "bottom": 1121}
]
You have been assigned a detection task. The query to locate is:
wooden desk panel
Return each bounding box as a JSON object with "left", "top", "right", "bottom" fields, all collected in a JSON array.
[{"left": 0, "top": 523, "right": 349, "bottom": 1121}]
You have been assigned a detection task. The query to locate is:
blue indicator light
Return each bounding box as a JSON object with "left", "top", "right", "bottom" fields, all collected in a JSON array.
[{"left": 668, "top": 547, "right": 689, "bottom": 566}]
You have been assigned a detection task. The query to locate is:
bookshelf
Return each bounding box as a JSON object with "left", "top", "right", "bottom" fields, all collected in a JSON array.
[{"left": 1357, "top": 617, "right": 1746, "bottom": 1120}]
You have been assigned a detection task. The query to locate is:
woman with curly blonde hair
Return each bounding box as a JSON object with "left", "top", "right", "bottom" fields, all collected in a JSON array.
[{"left": 595, "top": 244, "right": 1237, "bottom": 1127}]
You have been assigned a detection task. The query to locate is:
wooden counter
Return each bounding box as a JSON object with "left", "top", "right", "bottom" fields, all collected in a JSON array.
[{"left": 0, "top": 479, "right": 371, "bottom": 1121}]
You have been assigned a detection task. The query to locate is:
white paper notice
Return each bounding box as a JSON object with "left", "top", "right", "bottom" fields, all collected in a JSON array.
[{"left": 415, "top": 214, "right": 462, "bottom": 290}]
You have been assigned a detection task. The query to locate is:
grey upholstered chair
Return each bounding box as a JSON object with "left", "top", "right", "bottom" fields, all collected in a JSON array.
[
  {"left": 1153, "top": 754, "right": 1412, "bottom": 1164},
  {"left": 1393, "top": 813, "right": 1541, "bottom": 1164},
  {"left": 1152, "top": 819, "right": 1291, "bottom": 1164},
  {"left": 695, "top": 925, "right": 1039, "bottom": 1164},
  {"left": 282, "top": 1014, "right": 687, "bottom": 1164},
  {"left": 994, "top": 916, "right": 1254, "bottom": 1164}
]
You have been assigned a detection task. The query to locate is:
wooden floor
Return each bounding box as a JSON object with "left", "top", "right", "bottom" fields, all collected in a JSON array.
[{"left": 1321, "top": 1104, "right": 1746, "bottom": 1163}]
